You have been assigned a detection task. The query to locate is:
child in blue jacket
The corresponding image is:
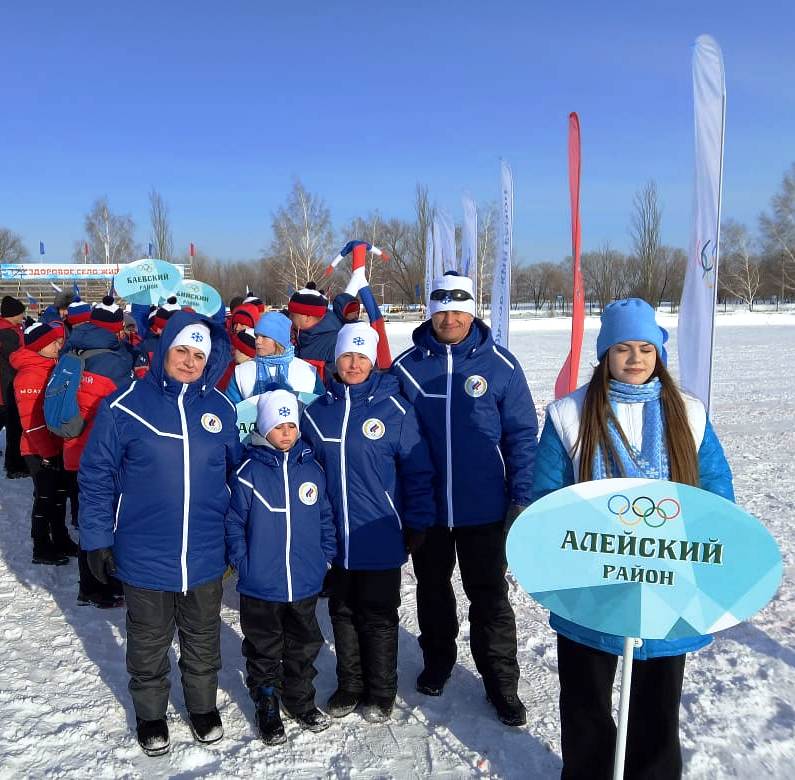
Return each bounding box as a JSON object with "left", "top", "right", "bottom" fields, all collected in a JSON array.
[{"left": 225, "top": 389, "right": 337, "bottom": 746}]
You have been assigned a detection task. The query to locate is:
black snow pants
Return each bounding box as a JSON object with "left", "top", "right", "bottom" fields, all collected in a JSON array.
[
  {"left": 24, "top": 455, "right": 69, "bottom": 548},
  {"left": 328, "top": 566, "right": 401, "bottom": 701},
  {"left": 557, "top": 633, "right": 686, "bottom": 780},
  {"left": 411, "top": 520, "right": 519, "bottom": 699},
  {"left": 123, "top": 578, "right": 223, "bottom": 721},
  {"left": 240, "top": 593, "right": 323, "bottom": 714},
  {"left": 3, "top": 390, "right": 28, "bottom": 475}
]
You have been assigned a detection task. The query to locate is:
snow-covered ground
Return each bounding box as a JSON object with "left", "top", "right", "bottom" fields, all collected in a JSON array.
[{"left": 0, "top": 313, "right": 793, "bottom": 778}]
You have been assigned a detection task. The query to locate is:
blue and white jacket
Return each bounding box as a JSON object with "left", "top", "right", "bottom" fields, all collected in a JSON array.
[
  {"left": 392, "top": 319, "right": 538, "bottom": 528},
  {"left": 225, "top": 437, "right": 337, "bottom": 603},
  {"left": 532, "top": 385, "right": 735, "bottom": 660},
  {"left": 302, "top": 371, "right": 435, "bottom": 570},
  {"left": 78, "top": 311, "right": 243, "bottom": 593}
]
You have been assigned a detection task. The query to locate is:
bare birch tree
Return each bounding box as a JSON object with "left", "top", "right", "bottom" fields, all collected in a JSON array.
[
  {"left": 80, "top": 197, "right": 138, "bottom": 264},
  {"left": 269, "top": 180, "right": 334, "bottom": 290},
  {"left": 149, "top": 188, "right": 174, "bottom": 260},
  {"left": 759, "top": 162, "right": 795, "bottom": 301},
  {"left": 0, "top": 228, "right": 29, "bottom": 262},
  {"left": 628, "top": 180, "right": 664, "bottom": 305},
  {"left": 721, "top": 221, "right": 761, "bottom": 310}
]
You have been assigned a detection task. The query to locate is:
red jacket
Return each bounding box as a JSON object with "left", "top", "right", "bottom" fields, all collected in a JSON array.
[
  {"left": 62, "top": 370, "right": 118, "bottom": 471},
  {"left": 0, "top": 317, "right": 23, "bottom": 406},
  {"left": 9, "top": 348, "right": 62, "bottom": 459}
]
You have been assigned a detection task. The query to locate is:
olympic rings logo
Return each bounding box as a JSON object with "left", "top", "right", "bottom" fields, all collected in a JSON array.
[{"left": 607, "top": 494, "right": 681, "bottom": 529}]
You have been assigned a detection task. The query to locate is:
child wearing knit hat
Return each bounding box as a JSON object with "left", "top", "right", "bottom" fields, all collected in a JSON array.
[
  {"left": 10, "top": 322, "right": 75, "bottom": 565},
  {"left": 225, "top": 389, "right": 337, "bottom": 745}
]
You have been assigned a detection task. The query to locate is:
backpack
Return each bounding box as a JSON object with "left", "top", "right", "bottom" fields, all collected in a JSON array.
[{"left": 44, "top": 349, "right": 111, "bottom": 438}]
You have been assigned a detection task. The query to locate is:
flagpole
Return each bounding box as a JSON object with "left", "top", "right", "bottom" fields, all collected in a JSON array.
[
  {"left": 706, "top": 89, "right": 727, "bottom": 415},
  {"left": 612, "top": 637, "right": 637, "bottom": 780}
]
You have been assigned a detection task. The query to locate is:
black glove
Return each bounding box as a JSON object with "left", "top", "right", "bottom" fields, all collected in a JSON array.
[
  {"left": 87, "top": 547, "right": 117, "bottom": 584},
  {"left": 504, "top": 503, "right": 527, "bottom": 535},
  {"left": 403, "top": 527, "right": 427, "bottom": 555}
]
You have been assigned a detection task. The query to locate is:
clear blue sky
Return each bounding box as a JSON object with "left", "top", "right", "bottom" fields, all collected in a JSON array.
[{"left": 1, "top": 1, "right": 793, "bottom": 264}]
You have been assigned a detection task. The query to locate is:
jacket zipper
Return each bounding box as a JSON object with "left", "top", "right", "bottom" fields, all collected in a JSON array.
[
  {"left": 384, "top": 490, "right": 402, "bottom": 530},
  {"left": 283, "top": 455, "right": 293, "bottom": 602},
  {"left": 113, "top": 494, "right": 123, "bottom": 532},
  {"left": 340, "top": 386, "right": 351, "bottom": 568},
  {"left": 177, "top": 384, "right": 190, "bottom": 593},
  {"left": 445, "top": 346, "right": 454, "bottom": 528}
]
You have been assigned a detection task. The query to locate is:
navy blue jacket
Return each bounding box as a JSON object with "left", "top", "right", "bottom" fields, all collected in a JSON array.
[
  {"left": 392, "top": 319, "right": 538, "bottom": 528},
  {"left": 78, "top": 311, "right": 243, "bottom": 592},
  {"left": 225, "top": 438, "right": 337, "bottom": 602},
  {"left": 295, "top": 309, "right": 344, "bottom": 379},
  {"left": 302, "top": 371, "right": 435, "bottom": 570},
  {"left": 62, "top": 322, "right": 135, "bottom": 387}
]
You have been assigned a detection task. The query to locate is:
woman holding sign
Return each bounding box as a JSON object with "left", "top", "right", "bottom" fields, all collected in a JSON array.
[{"left": 532, "top": 299, "right": 734, "bottom": 779}]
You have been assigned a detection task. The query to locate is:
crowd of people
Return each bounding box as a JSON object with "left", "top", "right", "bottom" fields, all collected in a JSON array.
[{"left": 0, "top": 277, "right": 734, "bottom": 778}]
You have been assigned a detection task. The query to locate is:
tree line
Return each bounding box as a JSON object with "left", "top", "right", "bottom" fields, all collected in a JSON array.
[{"left": 1, "top": 163, "right": 794, "bottom": 312}]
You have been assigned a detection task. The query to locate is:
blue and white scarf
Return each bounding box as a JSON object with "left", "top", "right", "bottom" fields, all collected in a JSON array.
[
  {"left": 253, "top": 346, "right": 295, "bottom": 395},
  {"left": 591, "top": 378, "right": 669, "bottom": 481}
]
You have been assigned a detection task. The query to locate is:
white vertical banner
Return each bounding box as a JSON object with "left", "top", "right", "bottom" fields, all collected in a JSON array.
[
  {"left": 678, "top": 34, "right": 726, "bottom": 414},
  {"left": 435, "top": 209, "right": 457, "bottom": 274},
  {"left": 461, "top": 193, "right": 478, "bottom": 308},
  {"left": 491, "top": 159, "right": 513, "bottom": 347},
  {"left": 424, "top": 223, "right": 434, "bottom": 316}
]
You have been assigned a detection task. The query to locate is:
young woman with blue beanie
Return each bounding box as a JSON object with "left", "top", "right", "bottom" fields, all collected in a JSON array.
[
  {"left": 225, "top": 311, "right": 324, "bottom": 406},
  {"left": 532, "top": 298, "right": 734, "bottom": 779}
]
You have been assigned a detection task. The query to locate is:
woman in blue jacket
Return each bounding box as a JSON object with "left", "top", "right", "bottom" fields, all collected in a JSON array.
[
  {"left": 79, "top": 311, "right": 242, "bottom": 757},
  {"left": 302, "top": 322, "right": 435, "bottom": 723},
  {"left": 532, "top": 299, "right": 734, "bottom": 780}
]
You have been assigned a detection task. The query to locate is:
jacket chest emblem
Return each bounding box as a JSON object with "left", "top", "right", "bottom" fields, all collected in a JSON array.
[
  {"left": 362, "top": 418, "right": 385, "bottom": 440},
  {"left": 201, "top": 413, "right": 222, "bottom": 433},
  {"left": 464, "top": 375, "right": 488, "bottom": 398},
  {"left": 298, "top": 481, "right": 318, "bottom": 505}
]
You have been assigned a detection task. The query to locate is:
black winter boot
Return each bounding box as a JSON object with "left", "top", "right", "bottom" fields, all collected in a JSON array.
[
  {"left": 136, "top": 717, "right": 170, "bottom": 756},
  {"left": 32, "top": 541, "right": 69, "bottom": 566},
  {"left": 255, "top": 687, "right": 286, "bottom": 745},
  {"left": 416, "top": 667, "right": 451, "bottom": 697},
  {"left": 360, "top": 695, "right": 394, "bottom": 723},
  {"left": 189, "top": 708, "right": 223, "bottom": 743},
  {"left": 326, "top": 688, "right": 360, "bottom": 718},
  {"left": 487, "top": 691, "right": 527, "bottom": 727},
  {"left": 290, "top": 707, "right": 331, "bottom": 733}
]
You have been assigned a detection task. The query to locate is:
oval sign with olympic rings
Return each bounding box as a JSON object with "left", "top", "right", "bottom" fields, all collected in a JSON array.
[{"left": 506, "top": 478, "right": 782, "bottom": 641}]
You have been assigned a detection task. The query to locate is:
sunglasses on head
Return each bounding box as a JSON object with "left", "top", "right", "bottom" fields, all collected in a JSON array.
[{"left": 430, "top": 288, "right": 473, "bottom": 302}]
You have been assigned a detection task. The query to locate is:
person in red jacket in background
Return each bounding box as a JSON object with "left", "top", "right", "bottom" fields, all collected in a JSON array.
[
  {"left": 218, "top": 326, "right": 255, "bottom": 392},
  {"left": 61, "top": 296, "right": 133, "bottom": 607},
  {"left": 1, "top": 295, "right": 29, "bottom": 478},
  {"left": 11, "top": 322, "right": 76, "bottom": 565}
]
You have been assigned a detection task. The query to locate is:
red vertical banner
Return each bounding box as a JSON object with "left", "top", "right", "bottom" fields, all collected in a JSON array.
[
  {"left": 189, "top": 242, "right": 196, "bottom": 258},
  {"left": 554, "top": 112, "right": 584, "bottom": 400}
]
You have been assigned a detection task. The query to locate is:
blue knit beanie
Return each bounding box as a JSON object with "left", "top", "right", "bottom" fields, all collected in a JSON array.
[
  {"left": 254, "top": 311, "right": 292, "bottom": 348},
  {"left": 596, "top": 298, "right": 668, "bottom": 361}
]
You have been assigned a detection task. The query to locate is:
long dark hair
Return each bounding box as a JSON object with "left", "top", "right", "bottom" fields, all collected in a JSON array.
[{"left": 576, "top": 357, "right": 699, "bottom": 485}]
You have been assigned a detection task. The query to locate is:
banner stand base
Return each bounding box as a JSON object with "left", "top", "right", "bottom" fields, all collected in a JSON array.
[{"left": 613, "top": 636, "right": 638, "bottom": 780}]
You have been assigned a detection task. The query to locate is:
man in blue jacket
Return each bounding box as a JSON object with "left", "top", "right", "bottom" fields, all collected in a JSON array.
[
  {"left": 392, "top": 272, "right": 538, "bottom": 726},
  {"left": 78, "top": 311, "right": 242, "bottom": 757}
]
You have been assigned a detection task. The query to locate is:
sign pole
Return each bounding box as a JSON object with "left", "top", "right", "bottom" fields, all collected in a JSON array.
[{"left": 613, "top": 636, "right": 637, "bottom": 780}]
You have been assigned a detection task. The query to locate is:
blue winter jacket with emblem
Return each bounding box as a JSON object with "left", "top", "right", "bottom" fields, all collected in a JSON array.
[
  {"left": 225, "top": 437, "right": 337, "bottom": 602},
  {"left": 391, "top": 318, "right": 538, "bottom": 528},
  {"left": 301, "top": 371, "right": 435, "bottom": 570},
  {"left": 532, "top": 385, "right": 735, "bottom": 660},
  {"left": 78, "top": 311, "right": 243, "bottom": 593}
]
